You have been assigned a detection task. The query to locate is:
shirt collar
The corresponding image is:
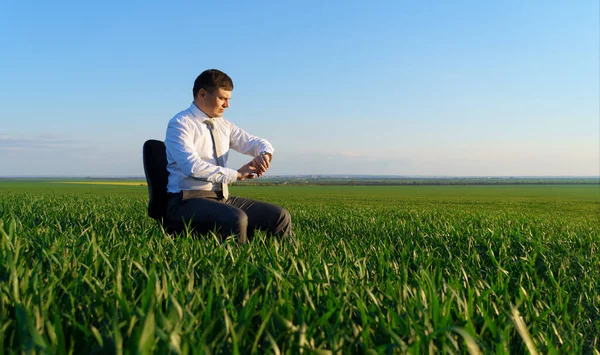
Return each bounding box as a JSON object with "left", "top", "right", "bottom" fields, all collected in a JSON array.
[{"left": 189, "top": 102, "right": 211, "bottom": 121}]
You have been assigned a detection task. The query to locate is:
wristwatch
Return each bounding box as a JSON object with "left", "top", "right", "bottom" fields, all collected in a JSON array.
[{"left": 259, "top": 151, "right": 270, "bottom": 156}]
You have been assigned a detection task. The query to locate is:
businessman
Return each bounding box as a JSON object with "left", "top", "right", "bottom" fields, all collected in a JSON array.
[{"left": 164, "top": 69, "right": 292, "bottom": 243}]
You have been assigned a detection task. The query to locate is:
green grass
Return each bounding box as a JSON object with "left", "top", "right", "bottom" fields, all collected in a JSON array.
[{"left": 1, "top": 182, "right": 599, "bottom": 353}]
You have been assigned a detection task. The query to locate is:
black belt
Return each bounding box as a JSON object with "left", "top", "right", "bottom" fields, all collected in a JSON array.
[{"left": 168, "top": 190, "right": 223, "bottom": 200}]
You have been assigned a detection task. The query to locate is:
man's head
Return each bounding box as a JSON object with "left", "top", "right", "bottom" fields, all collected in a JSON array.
[{"left": 193, "top": 69, "right": 234, "bottom": 118}]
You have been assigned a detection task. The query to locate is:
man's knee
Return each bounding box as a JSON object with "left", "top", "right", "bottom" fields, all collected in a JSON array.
[{"left": 221, "top": 208, "right": 248, "bottom": 232}]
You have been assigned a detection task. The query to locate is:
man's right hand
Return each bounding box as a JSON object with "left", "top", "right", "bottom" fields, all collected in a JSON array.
[{"left": 237, "top": 163, "right": 257, "bottom": 180}]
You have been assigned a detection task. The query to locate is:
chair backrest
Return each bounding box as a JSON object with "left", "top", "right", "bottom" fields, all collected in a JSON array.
[{"left": 142, "top": 140, "right": 169, "bottom": 221}]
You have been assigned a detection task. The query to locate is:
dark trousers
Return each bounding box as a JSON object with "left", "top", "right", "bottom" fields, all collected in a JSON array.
[{"left": 166, "top": 192, "right": 292, "bottom": 243}]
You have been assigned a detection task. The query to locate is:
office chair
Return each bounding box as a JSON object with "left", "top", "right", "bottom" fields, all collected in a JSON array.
[{"left": 142, "top": 139, "right": 184, "bottom": 234}]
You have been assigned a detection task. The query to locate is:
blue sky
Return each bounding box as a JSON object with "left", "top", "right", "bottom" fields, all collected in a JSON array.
[{"left": 1, "top": 0, "right": 598, "bottom": 177}]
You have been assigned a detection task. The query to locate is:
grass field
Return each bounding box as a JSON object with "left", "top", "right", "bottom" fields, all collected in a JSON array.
[{"left": 0, "top": 181, "right": 599, "bottom": 353}]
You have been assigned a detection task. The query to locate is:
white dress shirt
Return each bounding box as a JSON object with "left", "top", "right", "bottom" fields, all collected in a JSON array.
[{"left": 165, "top": 102, "right": 274, "bottom": 193}]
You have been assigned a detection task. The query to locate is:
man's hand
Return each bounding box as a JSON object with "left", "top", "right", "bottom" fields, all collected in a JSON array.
[
  {"left": 237, "top": 163, "right": 258, "bottom": 180},
  {"left": 251, "top": 153, "right": 272, "bottom": 177}
]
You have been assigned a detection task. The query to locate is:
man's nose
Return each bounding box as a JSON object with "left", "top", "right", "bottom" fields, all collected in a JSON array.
[{"left": 223, "top": 100, "right": 230, "bottom": 108}]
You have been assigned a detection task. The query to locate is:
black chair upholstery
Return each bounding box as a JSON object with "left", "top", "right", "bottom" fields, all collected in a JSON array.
[{"left": 142, "top": 140, "right": 183, "bottom": 233}]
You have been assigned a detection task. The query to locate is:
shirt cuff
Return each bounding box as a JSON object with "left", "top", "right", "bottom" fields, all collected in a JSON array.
[{"left": 224, "top": 168, "right": 238, "bottom": 184}]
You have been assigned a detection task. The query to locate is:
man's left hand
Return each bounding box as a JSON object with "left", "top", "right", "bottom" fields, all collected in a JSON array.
[{"left": 252, "top": 153, "right": 272, "bottom": 177}]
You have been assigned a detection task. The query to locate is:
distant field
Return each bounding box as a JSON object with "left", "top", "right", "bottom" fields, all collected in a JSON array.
[{"left": 0, "top": 181, "right": 598, "bottom": 353}]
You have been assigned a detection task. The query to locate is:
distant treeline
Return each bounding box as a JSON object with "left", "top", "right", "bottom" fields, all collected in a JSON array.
[{"left": 236, "top": 178, "right": 600, "bottom": 186}]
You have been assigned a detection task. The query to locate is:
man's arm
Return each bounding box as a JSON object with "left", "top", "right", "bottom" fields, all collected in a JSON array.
[{"left": 227, "top": 121, "right": 274, "bottom": 157}]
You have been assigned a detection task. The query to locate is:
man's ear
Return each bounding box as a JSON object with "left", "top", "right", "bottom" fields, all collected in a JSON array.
[{"left": 197, "top": 88, "right": 207, "bottom": 101}]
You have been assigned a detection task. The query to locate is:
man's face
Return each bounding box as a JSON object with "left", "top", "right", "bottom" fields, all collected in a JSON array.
[{"left": 197, "top": 87, "right": 231, "bottom": 118}]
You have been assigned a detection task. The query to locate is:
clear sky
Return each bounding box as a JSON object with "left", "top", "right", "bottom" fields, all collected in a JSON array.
[{"left": 1, "top": 0, "right": 598, "bottom": 177}]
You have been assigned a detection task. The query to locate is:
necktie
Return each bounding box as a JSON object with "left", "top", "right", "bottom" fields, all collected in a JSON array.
[{"left": 205, "top": 118, "right": 229, "bottom": 200}]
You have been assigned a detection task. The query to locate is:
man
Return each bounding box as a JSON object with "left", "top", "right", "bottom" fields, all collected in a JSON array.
[{"left": 164, "top": 69, "right": 292, "bottom": 243}]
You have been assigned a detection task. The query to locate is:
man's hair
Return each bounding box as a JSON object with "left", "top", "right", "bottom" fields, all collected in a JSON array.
[{"left": 192, "top": 69, "right": 234, "bottom": 98}]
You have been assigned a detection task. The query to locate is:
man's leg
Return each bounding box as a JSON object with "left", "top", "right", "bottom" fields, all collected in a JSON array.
[
  {"left": 167, "top": 194, "right": 249, "bottom": 243},
  {"left": 226, "top": 197, "right": 292, "bottom": 239}
]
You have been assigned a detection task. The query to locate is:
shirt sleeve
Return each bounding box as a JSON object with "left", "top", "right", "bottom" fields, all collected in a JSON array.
[
  {"left": 227, "top": 120, "right": 275, "bottom": 157},
  {"left": 165, "top": 118, "right": 238, "bottom": 184}
]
